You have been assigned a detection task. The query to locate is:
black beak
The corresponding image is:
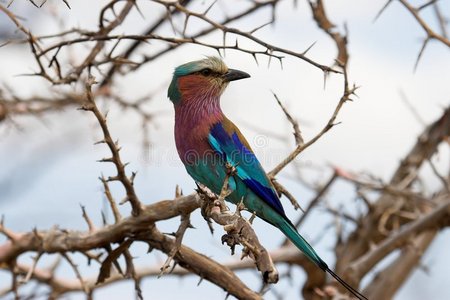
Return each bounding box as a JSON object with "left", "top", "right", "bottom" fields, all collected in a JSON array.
[{"left": 223, "top": 69, "right": 250, "bottom": 82}]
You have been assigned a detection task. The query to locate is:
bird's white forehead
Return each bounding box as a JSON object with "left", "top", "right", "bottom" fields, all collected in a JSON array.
[{"left": 199, "top": 56, "right": 229, "bottom": 74}]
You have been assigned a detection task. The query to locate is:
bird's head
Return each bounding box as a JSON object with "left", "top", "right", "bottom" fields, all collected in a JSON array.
[{"left": 168, "top": 56, "right": 250, "bottom": 104}]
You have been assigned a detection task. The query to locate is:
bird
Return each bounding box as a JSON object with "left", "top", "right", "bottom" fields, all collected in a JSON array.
[{"left": 168, "top": 56, "right": 367, "bottom": 300}]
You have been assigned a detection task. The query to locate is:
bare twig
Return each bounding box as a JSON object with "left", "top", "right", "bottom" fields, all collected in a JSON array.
[
  {"left": 269, "top": 65, "right": 356, "bottom": 177},
  {"left": 427, "top": 158, "right": 450, "bottom": 192},
  {"left": 273, "top": 92, "right": 304, "bottom": 146},
  {"left": 19, "top": 252, "right": 43, "bottom": 284},
  {"left": 398, "top": 0, "right": 450, "bottom": 48},
  {"left": 97, "top": 239, "right": 132, "bottom": 284},
  {"left": 62, "top": 253, "right": 89, "bottom": 294},
  {"left": 348, "top": 198, "right": 450, "bottom": 280},
  {"left": 81, "top": 76, "right": 143, "bottom": 216},
  {"left": 159, "top": 213, "right": 192, "bottom": 277},
  {"left": 271, "top": 178, "right": 304, "bottom": 212},
  {"left": 100, "top": 176, "right": 122, "bottom": 223},
  {"left": 81, "top": 205, "right": 96, "bottom": 232}
]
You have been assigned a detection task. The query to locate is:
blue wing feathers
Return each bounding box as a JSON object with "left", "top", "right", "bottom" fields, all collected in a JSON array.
[
  {"left": 209, "top": 122, "right": 286, "bottom": 216},
  {"left": 242, "top": 178, "right": 285, "bottom": 215}
]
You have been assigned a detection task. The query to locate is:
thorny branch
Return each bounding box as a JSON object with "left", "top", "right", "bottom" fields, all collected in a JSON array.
[
  {"left": 336, "top": 107, "right": 450, "bottom": 295},
  {"left": 269, "top": 61, "right": 356, "bottom": 177},
  {"left": 376, "top": 0, "right": 450, "bottom": 70},
  {"left": 198, "top": 163, "right": 279, "bottom": 284},
  {"left": 1, "top": 244, "right": 305, "bottom": 296},
  {"left": 158, "top": 1, "right": 340, "bottom": 74},
  {"left": 81, "top": 76, "right": 143, "bottom": 217},
  {"left": 273, "top": 92, "right": 304, "bottom": 147},
  {"left": 349, "top": 196, "right": 450, "bottom": 279},
  {"left": 0, "top": 187, "right": 264, "bottom": 300},
  {"left": 0, "top": 0, "right": 449, "bottom": 299},
  {"left": 158, "top": 213, "right": 192, "bottom": 277}
]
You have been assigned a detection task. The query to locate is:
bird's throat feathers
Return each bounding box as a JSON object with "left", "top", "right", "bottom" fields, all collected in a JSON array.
[
  {"left": 175, "top": 74, "right": 225, "bottom": 121},
  {"left": 174, "top": 75, "right": 225, "bottom": 145}
]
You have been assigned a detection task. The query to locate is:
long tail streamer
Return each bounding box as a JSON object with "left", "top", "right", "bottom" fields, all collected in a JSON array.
[
  {"left": 278, "top": 217, "right": 368, "bottom": 300},
  {"left": 326, "top": 267, "right": 368, "bottom": 300}
]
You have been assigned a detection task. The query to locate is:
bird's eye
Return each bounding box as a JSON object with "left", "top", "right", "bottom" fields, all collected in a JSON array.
[{"left": 200, "top": 68, "right": 212, "bottom": 76}]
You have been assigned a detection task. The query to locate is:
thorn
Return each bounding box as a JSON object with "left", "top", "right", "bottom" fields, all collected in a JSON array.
[
  {"left": 249, "top": 21, "right": 272, "bottom": 34},
  {"left": 134, "top": 1, "right": 145, "bottom": 20},
  {"left": 119, "top": 197, "right": 128, "bottom": 205},
  {"left": 252, "top": 53, "right": 259, "bottom": 66},
  {"left": 175, "top": 185, "right": 183, "bottom": 198},
  {"left": 197, "top": 276, "right": 204, "bottom": 286},
  {"left": 98, "top": 157, "right": 113, "bottom": 163},
  {"left": 78, "top": 104, "right": 92, "bottom": 111},
  {"left": 101, "top": 211, "right": 107, "bottom": 226},
  {"left": 249, "top": 212, "right": 257, "bottom": 224},
  {"left": 301, "top": 41, "right": 317, "bottom": 55},
  {"left": 323, "top": 71, "right": 328, "bottom": 90},
  {"left": 203, "top": 0, "right": 218, "bottom": 15},
  {"left": 267, "top": 49, "right": 273, "bottom": 68},
  {"left": 94, "top": 139, "right": 106, "bottom": 145},
  {"left": 130, "top": 171, "right": 137, "bottom": 184},
  {"left": 107, "top": 176, "right": 119, "bottom": 182},
  {"left": 222, "top": 32, "right": 227, "bottom": 57},
  {"left": 182, "top": 15, "right": 190, "bottom": 37},
  {"left": 414, "top": 38, "right": 429, "bottom": 72},
  {"left": 373, "top": 0, "right": 394, "bottom": 23},
  {"left": 62, "top": 0, "right": 72, "bottom": 9},
  {"left": 270, "top": 0, "right": 277, "bottom": 23},
  {"left": 32, "top": 227, "right": 40, "bottom": 238}
]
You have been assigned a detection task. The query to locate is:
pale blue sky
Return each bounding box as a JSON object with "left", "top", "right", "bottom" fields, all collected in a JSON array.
[{"left": 0, "top": 0, "right": 449, "bottom": 299}]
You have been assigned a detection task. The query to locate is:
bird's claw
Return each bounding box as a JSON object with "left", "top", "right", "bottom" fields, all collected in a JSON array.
[{"left": 221, "top": 233, "right": 238, "bottom": 255}]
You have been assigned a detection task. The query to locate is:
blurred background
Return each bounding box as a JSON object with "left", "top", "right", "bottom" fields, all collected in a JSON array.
[{"left": 0, "top": 0, "right": 449, "bottom": 299}]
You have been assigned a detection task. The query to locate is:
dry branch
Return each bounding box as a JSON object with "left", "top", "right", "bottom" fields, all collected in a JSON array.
[
  {"left": 81, "top": 76, "right": 143, "bottom": 216},
  {"left": 198, "top": 164, "right": 279, "bottom": 284},
  {"left": 0, "top": 193, "right": 201, "bottom": 263},
  {"left": 269, "top": 60, "right": 355, "bottom": 177},
  {"left": 337, "top": 106, "right": 450, "bottom": 287},
  {"left": 0, "top": 0, "right": 449, "bottom": 299},
  {"left": 349, "top": 197, "right": 450, "bottom": 280}
]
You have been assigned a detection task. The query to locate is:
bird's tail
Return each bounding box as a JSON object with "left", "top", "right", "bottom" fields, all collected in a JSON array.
[{"left": 277, "top": 217, "right": 368, "bottom": 300}]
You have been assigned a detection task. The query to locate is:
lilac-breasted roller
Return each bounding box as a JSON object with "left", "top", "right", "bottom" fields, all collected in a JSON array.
[{"left": 168, "top": 57, "right": 366, "bottom": 300}]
